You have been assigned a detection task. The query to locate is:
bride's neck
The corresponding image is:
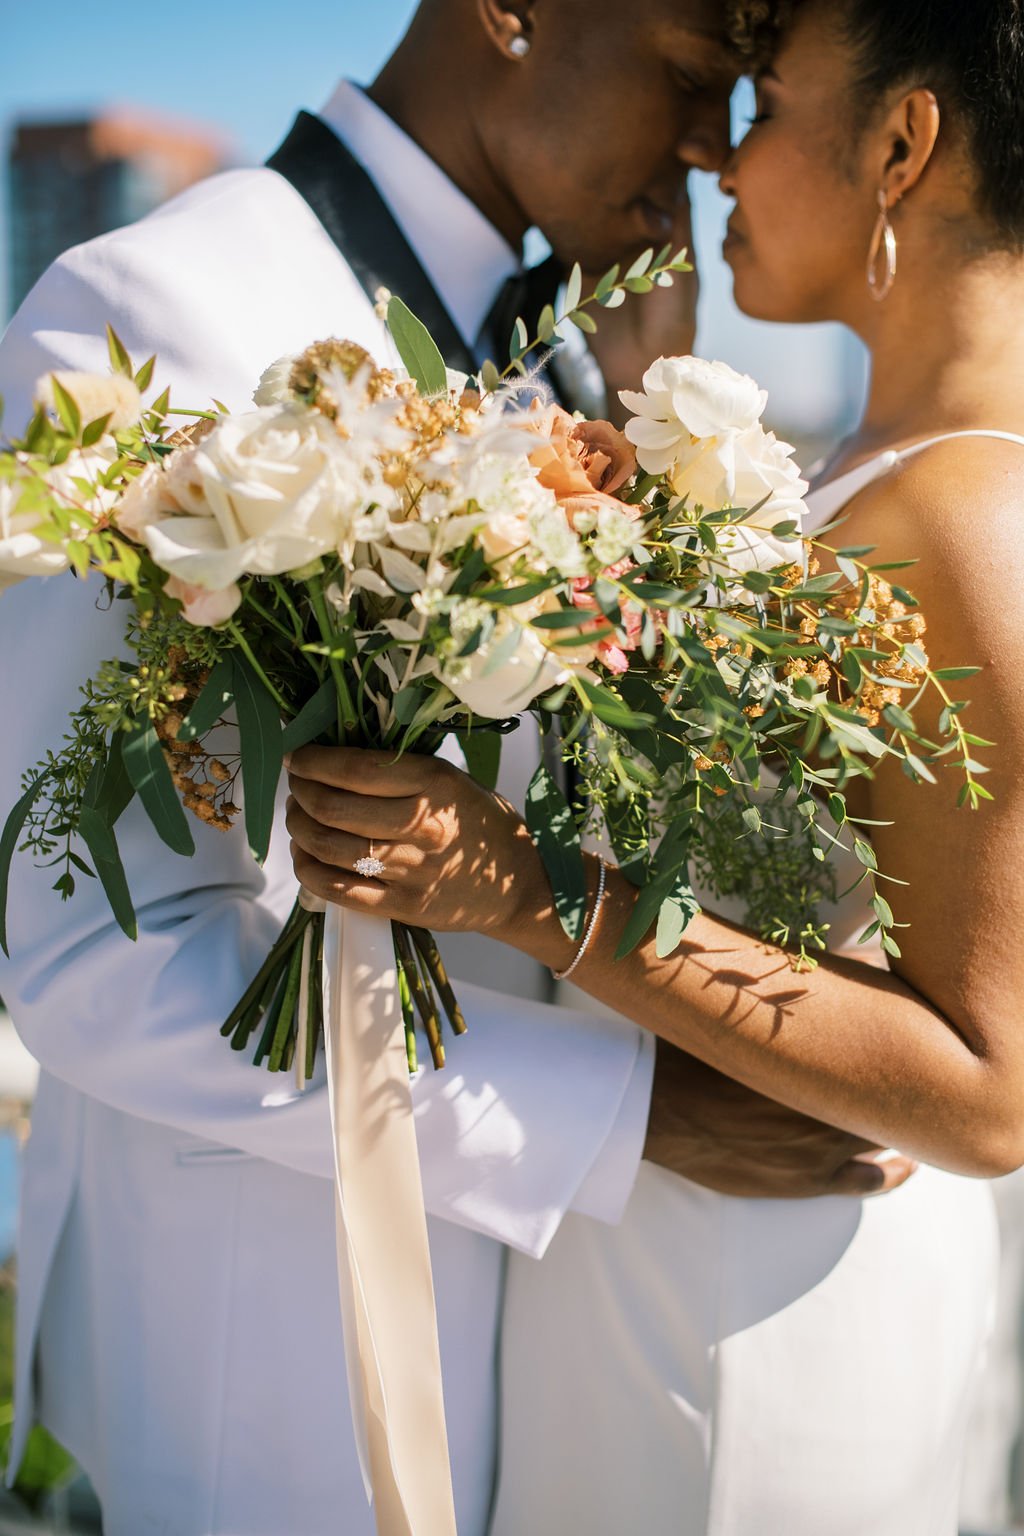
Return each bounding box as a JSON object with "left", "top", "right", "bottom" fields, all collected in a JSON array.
[{"left": 857, "top": 255, "right": 1024, "bottom": 450}]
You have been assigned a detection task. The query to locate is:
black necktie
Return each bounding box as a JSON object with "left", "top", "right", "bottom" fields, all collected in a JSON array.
[{"left": 482, "top": 252, "right": 566, "bottom": 371}]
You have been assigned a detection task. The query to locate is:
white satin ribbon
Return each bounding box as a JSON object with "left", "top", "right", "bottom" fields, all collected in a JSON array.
[{"left": 322, "top": 904, "right": 458, "bottom": 1536}]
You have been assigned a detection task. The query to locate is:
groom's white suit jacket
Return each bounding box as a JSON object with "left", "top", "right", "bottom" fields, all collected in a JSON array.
[{"left": 0, "top": 83, "right": 653, "bottom": 1535}]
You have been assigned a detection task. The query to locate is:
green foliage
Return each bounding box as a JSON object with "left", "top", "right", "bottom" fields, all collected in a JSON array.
[
  {"left": 525, "top": 764, "right": 588, "bottom": 942},
  {"left": 386, "top": 296, "right": 449, "bottom": 396}
]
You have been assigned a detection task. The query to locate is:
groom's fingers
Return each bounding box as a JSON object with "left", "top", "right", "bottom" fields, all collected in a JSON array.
[
  {"left": 286, "top": 744, "right": 445, "bottom": 798},
  {"left": 828, "top": 1153, "right": 919, "bottom": 1198}
]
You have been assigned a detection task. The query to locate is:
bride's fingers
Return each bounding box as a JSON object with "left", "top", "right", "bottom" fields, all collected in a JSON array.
[
  {"left": 285, "top": 798, "right": 408, "bottom": 879},
  {"left": 287, "top": 774, "right": 424, "bottom": 840},
  {"left": 828, "top": 1152, "right": 919, "bottom": 1198},
  {"left": 291, "top": 846, "right": 389, "bottom": 910}
]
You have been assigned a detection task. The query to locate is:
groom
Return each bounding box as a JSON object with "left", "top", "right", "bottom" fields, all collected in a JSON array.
[{"left": 0, "top": 0, "right": 909, "bottom": 1530}]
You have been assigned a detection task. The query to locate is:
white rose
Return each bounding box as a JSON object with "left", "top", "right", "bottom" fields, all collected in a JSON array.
[
  {"left": 440, "top": 605, "right": 569, "bottom": 719},
  {"left": 141, "top": 404, "right": 377, "bottom": 591},
  {"left": 620, "top": 356, "right": 768, "bottom": 495},
  {"left": 252, "top": 354, "right": 299, "bottom": 407},
  {"left": 115, "top": 461, "right": 181, "bottom": 541},
  {"left": 35, "top": 371, "right": 142, "bottom": 432}
]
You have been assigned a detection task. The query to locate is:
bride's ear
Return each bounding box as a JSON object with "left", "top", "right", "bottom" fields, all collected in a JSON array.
[
  {"left": 477, "top": 0, "right": 536, "bottom": 60},
  {"left": 876, "top": 88, "right": 942, "bottom": 205}
]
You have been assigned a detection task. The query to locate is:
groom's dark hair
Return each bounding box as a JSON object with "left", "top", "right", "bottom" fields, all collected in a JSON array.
[{"left": 734, "top": 0, "right": 1024, "bottom": 250}]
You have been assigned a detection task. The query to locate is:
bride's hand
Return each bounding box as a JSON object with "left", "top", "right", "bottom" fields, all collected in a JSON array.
[{"left": 285, "top": 744, "right": 560, "bottom": 949}]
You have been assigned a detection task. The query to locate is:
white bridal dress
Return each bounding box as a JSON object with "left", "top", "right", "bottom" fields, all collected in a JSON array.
[{"left": 492, "top": 432, "right": 1024, "bottom": 1536}]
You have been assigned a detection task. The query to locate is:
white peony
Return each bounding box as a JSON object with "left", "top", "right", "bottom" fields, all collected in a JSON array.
[
  {"left": 252, "top": 354, "right": 299, "bottom": 407},
  {"left": 621, "top": 356, "right": 768, "bottom": 505},
  {"left": 140, "top": 404, "right": 383, "bottom": 592}
]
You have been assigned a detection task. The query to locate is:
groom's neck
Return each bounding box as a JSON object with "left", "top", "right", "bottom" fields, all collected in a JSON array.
[{"left": 368, "top": 41, "right": 529, "bottom": 252}]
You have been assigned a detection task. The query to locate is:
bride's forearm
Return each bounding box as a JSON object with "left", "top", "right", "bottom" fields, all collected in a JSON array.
[{"left": 500, "top": 857, "right": 1016, "bottom": 1178}]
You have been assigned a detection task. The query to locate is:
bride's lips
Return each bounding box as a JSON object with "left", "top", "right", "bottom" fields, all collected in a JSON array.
[{"left": 722, "top": 221, "right": 748, "bottom": 261}]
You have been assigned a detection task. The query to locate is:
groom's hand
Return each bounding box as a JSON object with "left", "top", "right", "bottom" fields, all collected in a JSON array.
[
  {"left": 582, "top": 194, "right": 699, "bottom": 429},
  {"left": 645, "top": 1043, "right": 918, "bottom": 1200}
]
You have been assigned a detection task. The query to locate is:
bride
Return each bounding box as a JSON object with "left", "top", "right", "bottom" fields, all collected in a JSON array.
[{"left": 285, "top": 0, "right": 1024, "bottom": 1528}]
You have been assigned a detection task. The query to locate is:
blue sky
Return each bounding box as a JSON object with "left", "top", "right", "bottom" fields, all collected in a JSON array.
[{"left": 1, "top": 0, "right": 864, "bottom": 438}]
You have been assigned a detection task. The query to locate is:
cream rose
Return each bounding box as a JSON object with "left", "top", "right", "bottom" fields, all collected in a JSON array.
[{"left": 141, "top": 404, "right": 380, "bottom": 591}]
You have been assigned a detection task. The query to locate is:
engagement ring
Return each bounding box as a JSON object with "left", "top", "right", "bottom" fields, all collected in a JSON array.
[{"left": 354, "top": 842, "right": 387, "bottom": 879}]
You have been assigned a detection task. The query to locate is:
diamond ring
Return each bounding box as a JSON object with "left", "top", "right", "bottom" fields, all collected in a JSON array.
[{"left": 354, "top": 841, "right": 387, "bottom": 880}]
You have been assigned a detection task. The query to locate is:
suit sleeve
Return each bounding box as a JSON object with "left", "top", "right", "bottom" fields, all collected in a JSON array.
[{"left": 0, "top": 226, "right": 650, "bottom": 1257}]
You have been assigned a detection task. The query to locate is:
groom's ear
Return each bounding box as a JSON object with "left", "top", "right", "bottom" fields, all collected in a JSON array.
[
  {"left": 477, "top": 0, "right": 536, "bottom": 61},
  {"left": 877, "top": 88, "right": 942, "bottom": 205}
]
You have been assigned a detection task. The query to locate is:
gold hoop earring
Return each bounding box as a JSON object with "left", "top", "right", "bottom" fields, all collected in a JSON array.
[{"left": 867, "top": 190, "right": 897, "bottom": 302}]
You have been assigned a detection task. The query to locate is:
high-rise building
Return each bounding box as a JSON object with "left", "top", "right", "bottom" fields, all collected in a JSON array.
[{"left": 7, "top": 109, "right": 228, "bottom": 316}]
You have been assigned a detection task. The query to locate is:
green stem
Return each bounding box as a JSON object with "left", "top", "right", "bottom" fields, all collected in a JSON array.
[
  {"left": 226, "top": 622, "right": 290, "bottom": 713},
  {"left": 306, "top": 574, "right": 358, "bottom": 742}
]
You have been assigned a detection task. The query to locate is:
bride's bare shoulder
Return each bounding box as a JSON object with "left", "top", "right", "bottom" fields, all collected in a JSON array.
[{"left": 836, "top": 435, "right": 1024, "bottom": 621}]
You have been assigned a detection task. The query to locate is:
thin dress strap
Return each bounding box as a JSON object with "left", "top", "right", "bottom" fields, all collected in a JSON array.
[
  {"left": 804, "top": 428, "right": 1024, "bottom": 532},
  {"left": 895, "top": 428, "right": 1024, "bottom": 462}
]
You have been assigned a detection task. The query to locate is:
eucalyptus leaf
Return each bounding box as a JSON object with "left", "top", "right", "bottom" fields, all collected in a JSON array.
[
  {"left": 655, "top": 871, "right": 701, "bottom": 960},
  {"left": 459, "top": 730, "right": 503, "bottom": 791},
  {"left": 89, "top": 732, "right": 136, "bottom": 826},
  {"left": 615, "top": 819, "right": 690, "bottom": 959},
  {"left": 123, "top": 718, "right": 195, "bottom": 858},
  {"left": 564, "top": 262, "right": 583, "bottom": 316},
  {"left": 78, "top": 806, "right": 138, "bottom": 941},
  {"left": 525, "top": 764, "right": 587, "bottom": 942},
  {"left": 386, "top": 296, "right": 448, "bottom": 396},
  {"left": 281, "top": 679, "right": 337, "bottom": 754},
  {"left": 234, "top": 657, "right": 284, "bottom": 866},
  {"left": 179, "top": 657, "right": 235, "bottom": 742},
  {"left": 0, "top": 773, "right": 48, "bottom": 956}
]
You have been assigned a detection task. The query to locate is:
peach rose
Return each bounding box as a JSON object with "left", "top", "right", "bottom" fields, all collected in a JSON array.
[{"left": 525, "top": 403, "right": 636, "bottom": 501}]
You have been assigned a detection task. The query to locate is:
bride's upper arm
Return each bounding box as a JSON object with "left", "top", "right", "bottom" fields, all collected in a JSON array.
[{"left": 835, "top": 442, "right": 1024, "bottom": 1063}]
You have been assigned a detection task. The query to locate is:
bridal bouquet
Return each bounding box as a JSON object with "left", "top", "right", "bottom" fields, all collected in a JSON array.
[{"left": 0, "top": 254, "right": 990, "bottom": 1086}]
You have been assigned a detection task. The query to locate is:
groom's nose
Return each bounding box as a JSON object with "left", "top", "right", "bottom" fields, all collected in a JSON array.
[{"left": 676, "top": 96, "right": 733, "bottom": 176}]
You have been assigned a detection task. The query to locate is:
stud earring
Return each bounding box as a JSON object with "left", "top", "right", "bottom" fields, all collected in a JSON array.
[
  {"left": 508, "top": 35, "right": 531, "bottom": 59},
  {"left": 867, "top": 189, "right": 897, "bottom": 302}
]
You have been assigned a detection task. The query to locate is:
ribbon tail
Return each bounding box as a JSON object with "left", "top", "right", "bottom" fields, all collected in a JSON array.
[{"left": 322, "top": 906, "right": 458, "bottom": 1536}]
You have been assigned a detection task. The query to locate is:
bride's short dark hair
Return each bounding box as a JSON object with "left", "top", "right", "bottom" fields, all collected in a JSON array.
[{"left": 731, "top": 0, "right": 1024, "bottom": 250}]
